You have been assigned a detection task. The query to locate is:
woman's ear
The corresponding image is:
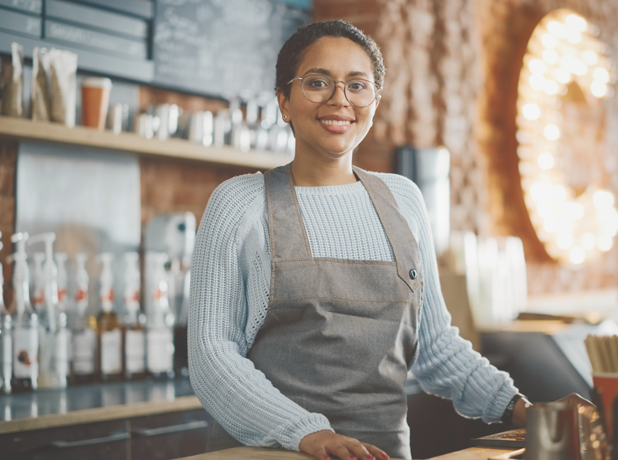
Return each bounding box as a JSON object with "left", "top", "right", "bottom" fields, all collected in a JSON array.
[{"left": 276, "top": 88, "right": 290, "bottom": 122}]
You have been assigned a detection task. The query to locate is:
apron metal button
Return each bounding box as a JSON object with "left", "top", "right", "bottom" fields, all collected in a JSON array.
[{"left": 409, "top": 269, "right": 417, "bottom": 280}]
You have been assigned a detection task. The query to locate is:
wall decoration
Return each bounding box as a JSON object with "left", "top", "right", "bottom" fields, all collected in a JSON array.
[{"left": 516, "top": 9, "right": 618, "bottom": 265}]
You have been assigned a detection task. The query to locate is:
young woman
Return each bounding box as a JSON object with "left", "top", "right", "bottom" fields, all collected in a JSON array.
[{"left": 189, "top": 20, "right": 583, "bottom": 460}]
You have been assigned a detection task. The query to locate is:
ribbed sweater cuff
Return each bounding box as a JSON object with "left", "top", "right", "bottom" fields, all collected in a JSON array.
[
  {"left": 276, "top": 413, "right": 334, "bottom": 451},
  {"left": 484, "top": 382, "right": 519, "bottom": 423}
]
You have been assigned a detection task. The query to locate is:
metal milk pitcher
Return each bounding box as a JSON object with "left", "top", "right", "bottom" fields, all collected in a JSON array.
[{"left": 525, "top": 403, "right": 581, "bottom": 460}]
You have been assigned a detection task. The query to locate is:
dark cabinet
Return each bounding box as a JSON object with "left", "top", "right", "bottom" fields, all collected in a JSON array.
[
  {"left": 1, "top": 419, "right": 129, "bottom": 460},
  {"left": 0, "top": 408, "right": 213, "bottom": 460},
  {"left": 129, "top": 409, "right": 212, "bottom": 460}
]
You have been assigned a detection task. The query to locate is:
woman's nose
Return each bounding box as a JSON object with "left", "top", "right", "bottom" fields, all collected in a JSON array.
[{"left": 327, "top": 83, "right": 350, "bottom": 107}]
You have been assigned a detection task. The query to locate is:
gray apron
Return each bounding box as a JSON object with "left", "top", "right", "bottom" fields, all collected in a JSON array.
[{"left": 206, "top": 164, "right": 423, "bottom": 459}]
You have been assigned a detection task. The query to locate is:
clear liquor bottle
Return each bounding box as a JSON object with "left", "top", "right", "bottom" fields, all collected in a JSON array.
[
  {"left": 96, "top": 253, "right": 123, "bottom": 382},
  {"left": 69, "top": 253, "right": 97, "bottom": 384},
  {"left": 0, "top": 236, "right": 12, "bottom": 394},
  {"left": 123, "top": 253, "right": 146, "bottom": 381},
  {"left": 145, "top": 253, "right": 175, "bottom": 380},
  {"left": 10, "top": 233, "right": 39, "bottom": 392}
]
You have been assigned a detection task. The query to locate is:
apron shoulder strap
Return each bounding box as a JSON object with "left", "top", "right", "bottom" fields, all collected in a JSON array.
[
  {"left": 264, "top": 163, "right": 312, "bottom": 260},
  {"left": 353, "top": 167, "right": 423, "bottom": 292}
]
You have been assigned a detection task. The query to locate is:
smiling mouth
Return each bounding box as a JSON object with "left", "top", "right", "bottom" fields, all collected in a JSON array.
[{"left": 319, "top": 119, "right": 353, "bottom": 126}]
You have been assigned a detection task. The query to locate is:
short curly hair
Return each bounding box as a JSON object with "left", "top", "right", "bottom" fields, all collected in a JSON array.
[{"left": 276, "top": 20, "right": 385, "bottom": 99}]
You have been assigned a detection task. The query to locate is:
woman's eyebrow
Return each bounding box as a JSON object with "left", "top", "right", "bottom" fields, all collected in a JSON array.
[
  {"left": 302, "top": 68, "right": 370, "bottom": 78},
  {"left": 303, "top": 68, "right": 331, "bottom": 76}
]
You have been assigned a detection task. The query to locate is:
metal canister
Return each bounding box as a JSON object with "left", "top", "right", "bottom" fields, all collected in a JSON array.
[{"left": 525, "top": 403, "right": 581, "bottom": 460}]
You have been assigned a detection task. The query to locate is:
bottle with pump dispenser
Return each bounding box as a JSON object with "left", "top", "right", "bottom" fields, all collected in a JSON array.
[
  {"left": 96, "top": 253, "right": 122, "bottom": 381},
  {"left": 29, "top": 233, "right": 68, "bottom": 389},
  {"left": 145, "top": 253, "right": 175, "bottom": 380},
  {"left": 54, "top": 253, "right": 69, "bottom": 312},
  {"left": 0, "top": 233, "right": 13, "bottom": 394},
  {"left": 10, "top": 233, "right": 38, "bottom": 392},
  {"left": 32, "top": 253, "right": 45, "bottom": 313},
  {"left": 54, "top": 252, "right": 71, "bottom": 375},
  {"left": 69, "top": 253, "right": 97, "bottom": 384},
  {"left": 123, "top": 252, "right": 146, "bottom": 380}
]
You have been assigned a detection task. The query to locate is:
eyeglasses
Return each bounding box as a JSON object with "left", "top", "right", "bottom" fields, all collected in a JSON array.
[{"left": 287, "top": 74, "right": 380, "bottom": 108}]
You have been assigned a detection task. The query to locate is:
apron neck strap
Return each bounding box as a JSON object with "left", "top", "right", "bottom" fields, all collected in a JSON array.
[{"left": 265, "top": 163, "right": 312, "bottom": 259}]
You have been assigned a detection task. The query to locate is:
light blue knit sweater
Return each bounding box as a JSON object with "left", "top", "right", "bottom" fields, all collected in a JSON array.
[{"left": 188, "top": 170, "right": 518, "bottom": 452}]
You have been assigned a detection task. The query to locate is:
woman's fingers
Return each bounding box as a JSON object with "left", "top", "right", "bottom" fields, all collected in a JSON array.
[
  {"left": 363, "top": 443, "right": 389, "bottom": 460},
  {"left": 299, "top": 430, "right": 389, "bottom": 460}
]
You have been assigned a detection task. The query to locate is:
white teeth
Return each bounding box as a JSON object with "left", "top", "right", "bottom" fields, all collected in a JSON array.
[{"left": 320, "top": 119, "right": 351, "bottom": 126}]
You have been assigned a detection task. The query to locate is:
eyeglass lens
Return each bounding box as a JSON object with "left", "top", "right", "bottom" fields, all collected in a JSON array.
[{"left": 301, "top": 76, "right": 377, "bottom": 107}]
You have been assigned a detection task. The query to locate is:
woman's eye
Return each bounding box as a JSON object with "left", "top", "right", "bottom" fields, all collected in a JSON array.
[
  {"left": 306, "top": 78, "right": 330, "bottom": 89},
  {"left": 348, "top": 81, "right": 368, "bottom": 91}
]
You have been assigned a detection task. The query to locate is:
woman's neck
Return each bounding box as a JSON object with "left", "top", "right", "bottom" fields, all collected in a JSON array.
[{"left": 291, "top": 154, "right": 357, "bottom": 187}]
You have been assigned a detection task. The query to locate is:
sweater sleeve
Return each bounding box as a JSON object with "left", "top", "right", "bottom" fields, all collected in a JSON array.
[
  {"left": 188, "top": 175, "right": 332, "bottom": 451},
  {"left": 379, "top": 173, "right": 518, "bottom": 423}
]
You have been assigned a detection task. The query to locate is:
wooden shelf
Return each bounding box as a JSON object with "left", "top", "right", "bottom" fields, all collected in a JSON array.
[{"left": 0, "top": 116, "right": 291, "bottom": 170}]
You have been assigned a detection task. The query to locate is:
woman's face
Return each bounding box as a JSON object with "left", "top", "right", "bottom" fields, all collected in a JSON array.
[{"left": 278, "top": 37, "right": 380, "bottom": 163}]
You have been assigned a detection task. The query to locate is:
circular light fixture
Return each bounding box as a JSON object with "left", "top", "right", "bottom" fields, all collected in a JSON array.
[{"left": 516, "top": 9, "right": 617, "bottom": 265}]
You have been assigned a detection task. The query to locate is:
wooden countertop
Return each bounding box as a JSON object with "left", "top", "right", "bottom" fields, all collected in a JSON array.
[{"left": 177, "top": 446, "right": 515, "bottom": 460}]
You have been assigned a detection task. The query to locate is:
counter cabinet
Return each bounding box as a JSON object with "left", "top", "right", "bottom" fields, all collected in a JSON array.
[{"left": 1, "top": 404, "right": 212, "bottom": 460}]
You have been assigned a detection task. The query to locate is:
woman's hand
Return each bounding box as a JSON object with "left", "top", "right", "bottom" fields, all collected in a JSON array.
[
  {"left": 511, "top": 392, "right": 594, "bottom": 427},
  {"left": 299, "top": 430, "right": 389, "bottom": 460}
]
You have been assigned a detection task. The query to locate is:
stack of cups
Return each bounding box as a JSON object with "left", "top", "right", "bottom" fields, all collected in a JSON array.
[{"left": 81, "top": 78, "right": 112, "bottom": 131}]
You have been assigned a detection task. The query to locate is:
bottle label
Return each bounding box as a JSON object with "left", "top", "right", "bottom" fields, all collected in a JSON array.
[
  {"left": 2, "top": 331, "right": 12, "bottom": 382},
  {"left": 33, "top": 288, "right": 45, "bottom": 310},
  {"left": 147, "top": 328, "right": 174, "bottom": 373},
  {"left": 125, "top": 329, "right": 145, "bottom": 373},
  {"left": 125, "top": 291, "right": 139, "bottom": 304},
  {"left": 101, "top": 329, "right": 122, "bottom": 375},
  {"left": 72, "top": 328, "right": 96, "bottom": 375},
  {"left": 39, "top": 328, "right": 68, "bottom": 376},
  {"left": 76, "top": 288, "right": 87, "bottom": 303},
  {"left": 55, "top": 329, "right": 69, "bottom": 377},
  {"left": 13, "top": 327, "right": 39, "bottom": 378}
]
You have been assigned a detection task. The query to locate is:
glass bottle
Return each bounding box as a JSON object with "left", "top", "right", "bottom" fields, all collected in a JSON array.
[
  {"left": 30, "top": 233, "right": 68, "bottom": 389},
  {"left": 55, "top": 252, "right": 71, "bottom": 380},
  {"left": 96, "top": 253, "right": 123, "bottom": 382},
  {"left": 145, "top": 253, "right": 175, "bottom": 380},
  {"left": 32, "top": 252, "right": 45, "bottom": 313},
  {"left": 69, "top": 253, "right": 97, "bottom": 384},
  {"left": 173, "top": 261, "right": 190, "bottom": 378},
  {"left": 0, "top": 236, "right": 12, "bottom": 394},
  {"left": 123, "top": 252, "right": 146, "bottom": 380},
  {"left": 10, "top": 233, "right": 39, "bottom": 392}
]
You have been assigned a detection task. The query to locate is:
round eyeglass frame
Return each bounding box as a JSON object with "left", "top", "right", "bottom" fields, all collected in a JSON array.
[{"left": 287, "top": 75, "right": 381, "bottom": 108}]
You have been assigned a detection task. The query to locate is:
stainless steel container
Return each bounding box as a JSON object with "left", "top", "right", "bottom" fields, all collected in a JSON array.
[
  {"left": 188, "top": 111, "right": 214, "bottom": 146},
  {"left": 525, "top": 403, "right": 581, "bottom": 460}
]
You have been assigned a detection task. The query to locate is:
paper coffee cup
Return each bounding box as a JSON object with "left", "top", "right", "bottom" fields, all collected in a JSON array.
[{"left": 81, "top": 77, "right": 112, "bottom": 130}]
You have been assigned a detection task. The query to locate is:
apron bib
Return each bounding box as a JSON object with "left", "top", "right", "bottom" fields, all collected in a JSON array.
[{"left": 206, "top": 164, "right": 423, "bottom": 459}]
